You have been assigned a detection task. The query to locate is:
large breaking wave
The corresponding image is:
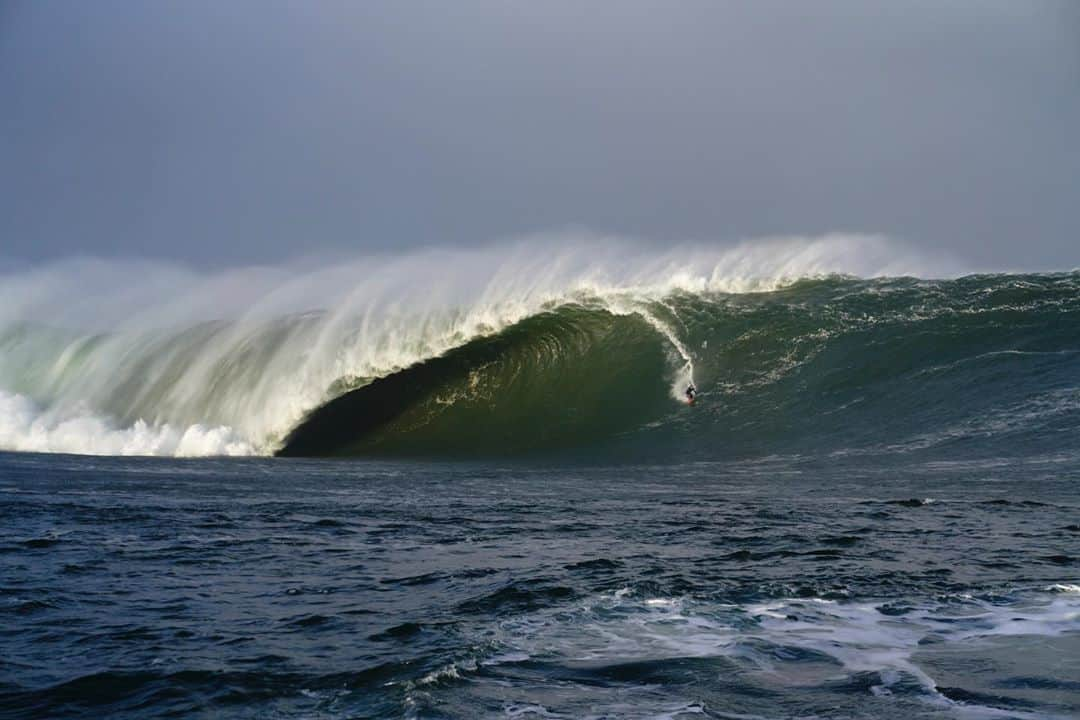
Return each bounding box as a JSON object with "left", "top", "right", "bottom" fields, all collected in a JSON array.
[{"left": 2, "top": 233, "right": 1077, "bottom": 460}]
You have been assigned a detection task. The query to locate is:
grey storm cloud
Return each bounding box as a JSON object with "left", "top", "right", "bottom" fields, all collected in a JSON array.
[{"left": 1, "top": 0, "right": 1078, "bottom": 269}]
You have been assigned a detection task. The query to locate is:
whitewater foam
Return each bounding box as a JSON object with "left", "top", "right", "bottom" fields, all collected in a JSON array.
[
  {"left": 0, "top": 391, "right": 253, "bottom": 457},
  {"left": 483, "top": 589, "right": 1080, "bottom": 718}
]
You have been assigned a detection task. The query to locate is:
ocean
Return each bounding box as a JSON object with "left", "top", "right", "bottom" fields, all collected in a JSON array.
[
  {"left": 3, "top": 454, "right": 1078, "bottom": 719},
  {"left": 1, "top": 246, "right": 1078, "bottom": 718}
]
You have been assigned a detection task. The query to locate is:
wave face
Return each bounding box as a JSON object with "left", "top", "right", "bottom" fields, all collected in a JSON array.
[
  {"left": 281, "top": 273, "right": 1080, "bottom": 460},
  {"left": 1, "top": 235, "right": 1076, "bottom": 460}
]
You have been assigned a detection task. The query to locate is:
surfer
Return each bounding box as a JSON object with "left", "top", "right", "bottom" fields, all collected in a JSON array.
[{"left": 685, "top": 383, "right": 697, "bottom": 404}]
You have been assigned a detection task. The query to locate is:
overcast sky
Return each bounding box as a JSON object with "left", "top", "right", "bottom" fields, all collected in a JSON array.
[{"left": 2, "top": 0, "right": 1078, "bottom": 269}]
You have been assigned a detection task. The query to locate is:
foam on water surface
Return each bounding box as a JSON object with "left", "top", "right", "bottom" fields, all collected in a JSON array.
[{"left": 440, "top": 588, "right": 1080, "bottom": 719}]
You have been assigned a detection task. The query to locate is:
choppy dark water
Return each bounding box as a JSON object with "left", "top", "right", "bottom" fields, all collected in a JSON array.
[{"left": 2, "top": 451, "right": 1078, "bottom": 719}]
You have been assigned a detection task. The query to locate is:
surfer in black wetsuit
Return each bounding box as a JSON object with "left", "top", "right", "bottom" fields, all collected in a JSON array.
[{"left": 685, "top": 383, "right": 696, "bottom": 404}]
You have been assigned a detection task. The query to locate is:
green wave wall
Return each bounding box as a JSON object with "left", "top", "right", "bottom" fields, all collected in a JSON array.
[{"left": 280, "top": 273, "right": 1080, "bottom": 461}]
